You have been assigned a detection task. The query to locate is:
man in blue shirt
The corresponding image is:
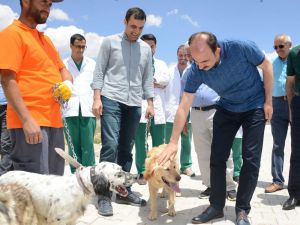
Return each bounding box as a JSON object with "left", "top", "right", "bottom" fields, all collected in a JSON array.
[
  {"left": 158, "top": 32, "right": 273, "bottom": 225},
  {"left": 265, "top": 34, "right": 291, "bottom": 194}
]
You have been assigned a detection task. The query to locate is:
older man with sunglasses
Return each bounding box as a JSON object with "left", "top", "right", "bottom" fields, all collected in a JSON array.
[{"left": 265, "top": 34, "right": 292, "bottom": 194}]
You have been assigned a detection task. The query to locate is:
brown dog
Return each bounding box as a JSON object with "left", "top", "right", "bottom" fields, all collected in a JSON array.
[
  {"left": 144, "top": 144, "right": 181, "bottom": 220},
  {"left": 0, "top": 183, "right": 38, "bottom": 225}
]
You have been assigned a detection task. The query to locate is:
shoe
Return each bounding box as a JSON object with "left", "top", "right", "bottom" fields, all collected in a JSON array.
[
  {"left": 227, "top": 190, "right": 237, "bottom": 201},
  {"left": 137, "top": 174, "right": 147, "bottom": 185},
  {"left": 233, "top": 176, "right": 239, "bottom": 183},
  {"left": 282, "top": 197, "right": 300, "bottom": 210},
  {"left": 198, "top": 187, "right": 211, "bottom": 199},
  {"left": 265, "top": 183, "right": 283, "bottom": 193},
  {"left": 97, "top": 196, "right": 113, "bottom": 216},
  {"left": 191, "top": 206, "right": 224, "bottom": 224},
  {"left": 236, "top": 210, "right": 251, "bottom": 225},
  {"left": 115, "top": 189, "right": 146, "bottom": 206},
  {"left": 181, "top": 167, "right": 195, "bottom": 177}
]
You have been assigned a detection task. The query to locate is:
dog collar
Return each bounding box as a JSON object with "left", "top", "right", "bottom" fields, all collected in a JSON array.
[{"left": 76, "top": 167, "right": 92, "bottom": 195}]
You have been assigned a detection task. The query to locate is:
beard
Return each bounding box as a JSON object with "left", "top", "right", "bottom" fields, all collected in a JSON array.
[{"left": 27, "top": 5, "right": 49, "bottom": 24}]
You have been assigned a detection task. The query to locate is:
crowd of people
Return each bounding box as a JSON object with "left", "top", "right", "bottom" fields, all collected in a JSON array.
[{"left": 0, "top": 1, "right": 299, "bottom": 225}]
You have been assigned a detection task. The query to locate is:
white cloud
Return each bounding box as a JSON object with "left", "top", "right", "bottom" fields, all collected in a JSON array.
[
  {"left": 44, "top": 25, "right": 103, "bottom": 59},
  {"left": 146, "top": 14, "right": 162, "bottom": 27},
  {"left": 0, "top": 4, "right": 18, "bottom": 31},
  {"left": 264, "top": 50, "right": 277, "bottom": 61},
  {"left": 167, "top": 9, "right": 178, "bottom": 16},
  {"left": 181, "top": 14, "right": 199, "bottom": 27},
  {"left": 49, "top": 8, "right": 71, "bottom": 21}
]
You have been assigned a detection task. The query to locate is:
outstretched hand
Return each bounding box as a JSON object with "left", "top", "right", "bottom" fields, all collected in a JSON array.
[{"left": 157, "top": 142, "right": 178, "bottom": 166}]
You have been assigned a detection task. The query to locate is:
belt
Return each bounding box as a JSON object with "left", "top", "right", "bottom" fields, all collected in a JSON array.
[
  {"left": 273, "top": 96, "right": 287, "bottom": 100},
  {"left": 193, "top": 105, "right": 216, "bottom": 111}
]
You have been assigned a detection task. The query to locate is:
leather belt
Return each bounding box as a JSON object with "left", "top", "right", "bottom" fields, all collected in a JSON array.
[
  {"left": 193, "top": 105, "right": 216, "bottom": 111},
  {"left": 272, "top": 96, "right": 287, "bottom": 100}
]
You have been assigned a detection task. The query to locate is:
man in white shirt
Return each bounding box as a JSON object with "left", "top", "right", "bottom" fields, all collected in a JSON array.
[
  {"left": 134, "top": 34, "right": 170, "bottom": 185},
  {"left": 63, "top": 34, "right": 96, "bottom": 173}
]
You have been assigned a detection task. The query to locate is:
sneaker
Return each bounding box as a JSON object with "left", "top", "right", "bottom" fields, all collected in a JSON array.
[
  {"left": 198, "top": 187, "right": 211, "bottom": 199},
  {"left": 137, "top": 174, "right": 147, "bottom": 185},
  {"left": 115, "top": 189, "right": 146, "bottom": 206},
  {"left": 227, "top": 190, "right": 237, "bottom": 201},
  {"left": 233, "top": 176, "right": 239, "bottom": 183},
  {"left": 181, "top": 167, "right": 195, "bottom": 177},
  {"left": 265, "top": 183, "right": 283, "bottom": 193},
  {"left": 97, "top": 196, "right": 113, "bottom": 216}
]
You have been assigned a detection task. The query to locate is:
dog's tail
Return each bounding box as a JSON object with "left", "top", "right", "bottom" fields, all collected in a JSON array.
[{"left": 55, "top": 148, "right": 82, "bottom": 169}]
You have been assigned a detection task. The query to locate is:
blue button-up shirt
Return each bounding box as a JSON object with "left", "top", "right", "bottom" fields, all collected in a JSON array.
[
  {"left": 185, "top": 40, "right": 265, "bottom": 112},
  {"left": 272, "top": 56, "right": 287, "bottom": 97}
]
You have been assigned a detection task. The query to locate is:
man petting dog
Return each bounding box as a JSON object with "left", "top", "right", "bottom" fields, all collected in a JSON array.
[
  {"left": 158, "top": 32, "right": 273, "bottom": 225},
  {"left": 0, "top": 0, "right": 72, "bottom": 175}
]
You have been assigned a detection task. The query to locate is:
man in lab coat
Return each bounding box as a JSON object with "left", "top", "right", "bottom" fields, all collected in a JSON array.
[{"left": 63, "top": 33, "right": 96, "bottom": 173}]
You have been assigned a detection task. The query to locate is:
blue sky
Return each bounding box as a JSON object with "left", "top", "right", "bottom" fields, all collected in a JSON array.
[{"left": 1, "top": 0, "right": 300, "bottom": 64}]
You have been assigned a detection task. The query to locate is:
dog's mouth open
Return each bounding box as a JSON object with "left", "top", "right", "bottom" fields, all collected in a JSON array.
[
  {"left": 161, "top": 176, "right": 181, "bottom": 193},
  {"left": 113, "top": 185, "right": 128, "bottom": 197}
]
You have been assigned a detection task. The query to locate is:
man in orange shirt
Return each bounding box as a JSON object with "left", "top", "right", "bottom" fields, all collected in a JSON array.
[{"left": 0, "top": 0, "right": 72, "bottom": 175}]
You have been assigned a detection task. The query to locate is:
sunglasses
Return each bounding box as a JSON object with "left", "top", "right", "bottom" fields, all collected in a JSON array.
[
  {"left": 273, "top": 44, "right": 285, "bottom": 50},
  {"left": 72, "top": 44, "right": 87, "bottom": 50}
]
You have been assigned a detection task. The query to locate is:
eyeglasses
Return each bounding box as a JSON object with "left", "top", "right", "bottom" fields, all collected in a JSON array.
[
  {"left": 72, "top": 44, "right": 87, "bottom": 50},
  {"left": 273, "top": 44, "right": 285, "bottom": 50}
]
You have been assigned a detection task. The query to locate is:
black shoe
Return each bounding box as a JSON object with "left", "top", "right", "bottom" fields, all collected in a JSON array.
[
  {"left": 115, "top": 190, "right": 146, "bottom": 206},
  {"left": 233, "top": 176, "right": 239, "bottom": 183},
  {"left": 227, "top": 190, "right": 237, "bottom": 201},
  {"left": 191, "top": 206, "right": 224, "bottom": 224},
  {"left": 198, "top": 187, "right": 211, "bottom": 199},
  {"left": 236, "top": 210, "right": 250, "bottom": 225},
  {"left": 137, "top": 174, "right": 147, "bottom": 185},
  {"left": 97, "top": 196, "right": 113, "bottom": 216},
  {"left": 282, "top": 197, "right": 300, "bottom": 210}
]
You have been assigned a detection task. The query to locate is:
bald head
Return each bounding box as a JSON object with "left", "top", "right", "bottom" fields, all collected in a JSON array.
[
  {"left": 274, "top": 34, "right": 292, "bottom": 60},
  {"left": 188, "top": 32, "right": 221, "bottom": 71}
]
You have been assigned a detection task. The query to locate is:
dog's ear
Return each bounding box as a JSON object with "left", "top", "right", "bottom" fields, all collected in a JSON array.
[
  {"left": 144, "top": 156, "right": 158, "bottom": 180},
  {"left": 92, "top": 173, "right": 110, "bottom": 197}
]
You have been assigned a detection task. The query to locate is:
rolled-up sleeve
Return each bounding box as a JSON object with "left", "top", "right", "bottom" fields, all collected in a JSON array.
[
  {"left": 92, "top": 37, "right": 110, "bottom": 90},
  {"left": 142, "top": 49, "right": 154, "bottom": 99}
]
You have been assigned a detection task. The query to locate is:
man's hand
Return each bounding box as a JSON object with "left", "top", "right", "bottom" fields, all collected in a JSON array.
[
  {"left": 23, "top": 117, "right": 43, "bottom": 144},
  {"left": 264, "top": 102, "right": 273, "bottom": 121},
  {"left": 92, "top": 98, "right": 103, "bottom": 119},
  {"left": 53, "top": 80, "right": 73, "bottom": 101},
  {"left": 157, "top": 142, "right": 178, "bottom": 166}
]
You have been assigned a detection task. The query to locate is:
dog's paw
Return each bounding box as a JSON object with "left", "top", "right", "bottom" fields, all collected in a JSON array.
[
  {"left": 168, "top": 208, "right": 176, "bottom": 217},
  {"left": 148, "top": 212, "right": 157, "bottom": 220}
]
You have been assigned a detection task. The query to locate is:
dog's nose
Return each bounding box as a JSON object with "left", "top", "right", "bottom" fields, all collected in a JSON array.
[{"left": 176, "top": 175, "right": 181, "bottom": 181}]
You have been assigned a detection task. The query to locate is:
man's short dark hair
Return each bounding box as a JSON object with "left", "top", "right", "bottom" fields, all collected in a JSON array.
[
  {"left": 177, "top": 44, "right": 186, "bottom": 54},
  {"left": 188, "top": 31, "right": 219, "bottom": 53},
  {"left": 141, "top": 34, "right": 156, "bottom": 45},
  {"left": 70, "top": 34, "right": 86, "bottom": 45},
  {"left": 125, "top": 7, "right": 146, "bottom": 22}
]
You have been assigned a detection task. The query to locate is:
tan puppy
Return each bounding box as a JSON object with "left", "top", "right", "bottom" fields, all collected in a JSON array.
[
  {"left": 144, "top": 144, "right": 181, "bottom": 220},
  {"left": 0, "top": 183, "right": 38, "bottom": 225}
]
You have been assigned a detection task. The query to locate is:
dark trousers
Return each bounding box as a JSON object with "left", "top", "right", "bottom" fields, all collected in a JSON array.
[
  {"left": 209, "top": 107, "right": 266, "bottom": 214},
  {"left": 10, "top": 127, "right": 65, "bottom": 175},
  {"left": 100, "top": 96, "right": 141, "bottom": 172},
  {"left": 270, "top": 97, "right": 289, "bottom": 184},
  {"left": 288, "top": 96, "right": 300, "bottom": 199}
]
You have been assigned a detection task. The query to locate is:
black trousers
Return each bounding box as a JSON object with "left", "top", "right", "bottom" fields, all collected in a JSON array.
[
  {"left": 209, "top": 106, "right": 266, "bottom": 214},
  {"left": 288, "top": 96, "right": 300, "bottom": 199}
]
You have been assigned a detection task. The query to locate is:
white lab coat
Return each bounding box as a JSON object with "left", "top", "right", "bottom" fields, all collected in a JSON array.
[
  {"left": 165, "top": 64, "right": 191, "bottom": 123},
  {"left": 140, "top": 57, "right": 169, "bottom": 124},
  {"left": 62, "top": 56, "right": 95, "bottom": 117}
]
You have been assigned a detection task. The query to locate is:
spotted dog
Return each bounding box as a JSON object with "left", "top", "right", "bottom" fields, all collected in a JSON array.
[
  {"left": 0, "top": 183, "right": 38, "bottom": 225},
  {"left": 0, "top": 162, "right": 137, "bottom": 225}
]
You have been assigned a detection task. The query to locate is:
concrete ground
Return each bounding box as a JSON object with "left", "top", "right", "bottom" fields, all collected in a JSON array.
[{"left": 71, "top": 124, "right": 298, "bottom": 225}]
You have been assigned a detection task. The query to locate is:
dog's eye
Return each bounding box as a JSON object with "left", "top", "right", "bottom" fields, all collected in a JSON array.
[{"left": 165, "top": 168, "right": 170, "bottom": 171}]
